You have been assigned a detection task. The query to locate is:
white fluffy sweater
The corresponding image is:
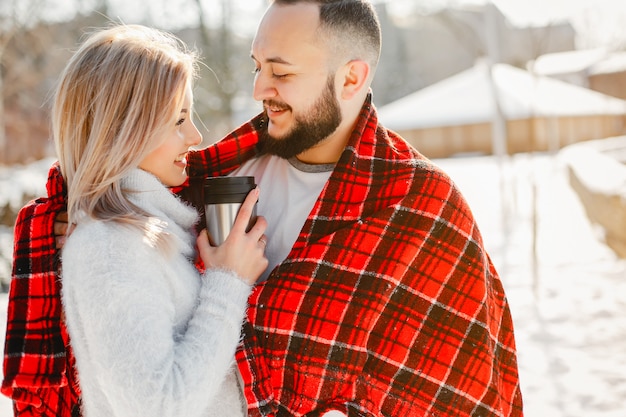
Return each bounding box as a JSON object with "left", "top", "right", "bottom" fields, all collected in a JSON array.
[{"left": 61, "top": 169, "right": 250, "bottom": 417}]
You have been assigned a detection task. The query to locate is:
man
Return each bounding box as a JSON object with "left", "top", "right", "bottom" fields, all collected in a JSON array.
[
  {"left": 187, "top": 1, "right": 523, "bottom": 415},
  {"left": 3, "top": 1, "right": 523, "bottom": 416}
]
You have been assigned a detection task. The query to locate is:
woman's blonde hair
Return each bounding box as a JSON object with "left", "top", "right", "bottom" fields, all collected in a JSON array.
[{"left": 53, "top": 24, "right": 199, "bottom": 229}]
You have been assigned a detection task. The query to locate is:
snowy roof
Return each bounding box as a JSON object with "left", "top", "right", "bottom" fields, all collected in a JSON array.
[
  {"left": 589, "top": 52, "right": 626, "bottom": 75},
  {"left": 533, "top": 49, "right": 626, "bottom": 77},
  {"left": 377, "top": 61, "right": 626, "bottom": 131},
  {"left": 532, "top": 48, "right": 608, "bottom": 75}
]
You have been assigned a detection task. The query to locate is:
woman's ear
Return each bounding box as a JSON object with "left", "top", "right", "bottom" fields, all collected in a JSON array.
[{"left": 340, "top": 60, "right": 370, "bottom": 100}]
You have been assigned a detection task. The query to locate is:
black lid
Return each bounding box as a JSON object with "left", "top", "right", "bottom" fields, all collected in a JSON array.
[{"left": 204, "top": 176, "right": 256, "bottom": 196}]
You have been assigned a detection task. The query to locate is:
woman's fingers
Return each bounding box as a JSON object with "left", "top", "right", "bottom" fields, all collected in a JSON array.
[
  {"left": 199, "top": 187, "right": 269, "bottom": 284},
  {"left": 197, "top": 229, "right": 212, "bottom": 254},
  {"left": 230, "top": 188, "right": 261, "bottom": 235}
]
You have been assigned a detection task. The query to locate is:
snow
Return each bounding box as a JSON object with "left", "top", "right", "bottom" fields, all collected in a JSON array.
[
  {"left": 0, "top": 158, "right": 55, "bottom": 210},
  {"left": 590, "top": 52, "right": 626, "bottom": 76},
  {"left": 0, "top": 153, "right": 625, "bottom": 416},
  {"left": 533, "top": 48, "right": 609, "bottom": 76},
  {"left": 0, "top": 158, "right": 55, "bottom": 287}
]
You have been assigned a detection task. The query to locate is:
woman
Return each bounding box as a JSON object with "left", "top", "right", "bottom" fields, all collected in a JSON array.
[{"left": 54, "top": 24, "right": 268, "bottom": 416}]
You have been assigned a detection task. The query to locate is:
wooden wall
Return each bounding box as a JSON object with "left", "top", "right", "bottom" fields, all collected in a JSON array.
[{"left": 395, "top": 115, "right": 626, "bottom": 158}]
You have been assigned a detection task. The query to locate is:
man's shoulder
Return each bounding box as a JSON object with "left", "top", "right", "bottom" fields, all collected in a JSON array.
[
  {"left": 371, "top": 131, "right": 466, "bottom": 213},
  {"left": 14, "top": 161, "right": 67, "bottom": 223},
  {"left": 373, "top": 128, "right": 454, "bottom": 187},
  {"left": 13, "top": 195, "right": 63, "bottom": 243}
]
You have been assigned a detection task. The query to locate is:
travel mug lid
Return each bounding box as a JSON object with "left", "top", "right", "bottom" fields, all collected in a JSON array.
[{"left": 204, "top": 176, "right": 256, "bottom": 204}]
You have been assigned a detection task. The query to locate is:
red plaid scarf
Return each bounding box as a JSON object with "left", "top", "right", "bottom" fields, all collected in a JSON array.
[
  {"left": 185, "top": 95, "right": 523, "bottom": 416},
  {"left": 2, "top": 94, "right": 523, "bottom": 416}
]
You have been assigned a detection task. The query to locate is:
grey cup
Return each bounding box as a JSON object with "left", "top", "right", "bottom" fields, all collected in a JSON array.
[{"left": 204, "top": 176, "right": 257, "bottom": 245}]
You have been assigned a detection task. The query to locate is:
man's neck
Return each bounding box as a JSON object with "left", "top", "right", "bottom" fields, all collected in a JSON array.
[{"left": 295, "top": 118, "right": 358, "bottom": 164}]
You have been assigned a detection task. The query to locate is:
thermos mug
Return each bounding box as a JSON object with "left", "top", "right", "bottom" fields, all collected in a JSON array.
[{"left": 204, "top": 176, "right": 257, "bottom": 245}]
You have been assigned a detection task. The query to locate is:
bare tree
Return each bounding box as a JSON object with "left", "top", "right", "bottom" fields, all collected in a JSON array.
[
  {"left": 206, "top": 1, "right": 233, "bottom": 119},
  {"left": 0, "top": 1, "right": 113, "bottom": 164},
  {"left": 0, "top": 0, "right": 61, "bottom": 163},
  {"left": 0, "top": 0, "right": 31, "bottom": 164}
]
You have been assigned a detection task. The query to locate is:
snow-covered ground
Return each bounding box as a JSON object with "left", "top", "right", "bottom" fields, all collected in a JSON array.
[{"left": 0, "top": 153, "right": 625, "bottom": 416}]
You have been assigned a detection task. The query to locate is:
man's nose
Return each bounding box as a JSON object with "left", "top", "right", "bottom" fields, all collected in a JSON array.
[{"left": 252, "top": 71, "right": 277, "bottom": 102}]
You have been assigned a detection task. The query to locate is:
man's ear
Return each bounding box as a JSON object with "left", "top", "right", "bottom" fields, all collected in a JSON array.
[{"left": 340, "top": 60, "right": 370, "bottom": 100}]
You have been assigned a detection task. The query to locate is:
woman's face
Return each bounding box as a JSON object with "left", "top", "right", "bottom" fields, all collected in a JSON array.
[{"left": 139, "top": 86, "right": 202, "bottom": 187}]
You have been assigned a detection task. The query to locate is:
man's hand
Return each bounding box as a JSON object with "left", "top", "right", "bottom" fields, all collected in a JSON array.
[{"left": 54, "top": 211, "right": 72, "bottom": 249}]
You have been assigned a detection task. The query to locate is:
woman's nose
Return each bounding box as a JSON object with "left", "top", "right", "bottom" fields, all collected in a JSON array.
[{"left": 186, "top": 122, "right": 202, "bottom": 147}]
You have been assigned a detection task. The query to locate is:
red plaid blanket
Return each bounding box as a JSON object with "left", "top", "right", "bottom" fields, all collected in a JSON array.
[
  {"left": 186, "top": 95, "right": 524, "bottom": 416},
  {"left": 2, "top": 94, "right": 522, "bottom": 416},
  {"left": 1, "top": 164, "right": 80, "bottom": 416}
]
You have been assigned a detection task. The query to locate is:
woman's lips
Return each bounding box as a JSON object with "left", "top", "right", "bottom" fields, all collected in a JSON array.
[{"left": 174, "top": 153, "right": 188, "bottom": 167}]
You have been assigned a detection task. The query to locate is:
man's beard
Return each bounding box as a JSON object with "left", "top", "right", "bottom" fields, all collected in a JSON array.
[{"left": 258, "top": 75, "right": 342, "bottom": 160}]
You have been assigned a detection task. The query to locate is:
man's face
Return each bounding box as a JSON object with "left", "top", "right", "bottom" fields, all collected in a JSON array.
[{"left": 251, "top": 3, "right": 343, "bottom": 159}]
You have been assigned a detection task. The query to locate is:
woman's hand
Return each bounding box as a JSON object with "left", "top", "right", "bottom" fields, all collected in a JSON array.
[{"left": 196, "top": 188, "right": 268, "bottom": 285}]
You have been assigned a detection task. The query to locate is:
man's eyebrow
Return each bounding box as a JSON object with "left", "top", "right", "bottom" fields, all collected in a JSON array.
[{"left": 250, "top": 54, "right": 292, "bottom": 65}]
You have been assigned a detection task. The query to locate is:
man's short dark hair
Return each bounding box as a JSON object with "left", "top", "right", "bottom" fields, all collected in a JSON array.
[{"left": 273, "top": 0, "right": 382, "bottom": 70}]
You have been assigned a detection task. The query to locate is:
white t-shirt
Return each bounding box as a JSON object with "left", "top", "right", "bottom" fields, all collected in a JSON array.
[{"left": 230, "top": 155, "right": 334, "bottom": 281}]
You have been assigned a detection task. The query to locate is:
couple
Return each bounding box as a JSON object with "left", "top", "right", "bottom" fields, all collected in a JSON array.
[{"left": 2, "top": 1, "right": 524, "bottom": 416}]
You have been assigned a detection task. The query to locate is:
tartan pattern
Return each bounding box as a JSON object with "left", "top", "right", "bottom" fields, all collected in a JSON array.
[
  {"left": 1, "top": 94, "right": 523, "bottom": 416},
  {"left": 187, "top": 95, "right": 524, "bottom": 416},
  {"left": 2, "top": 164, "right": 81, "bottom": 416},
  {"left": 0, "top": 128, "right": 259, "bottom": 416}
]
